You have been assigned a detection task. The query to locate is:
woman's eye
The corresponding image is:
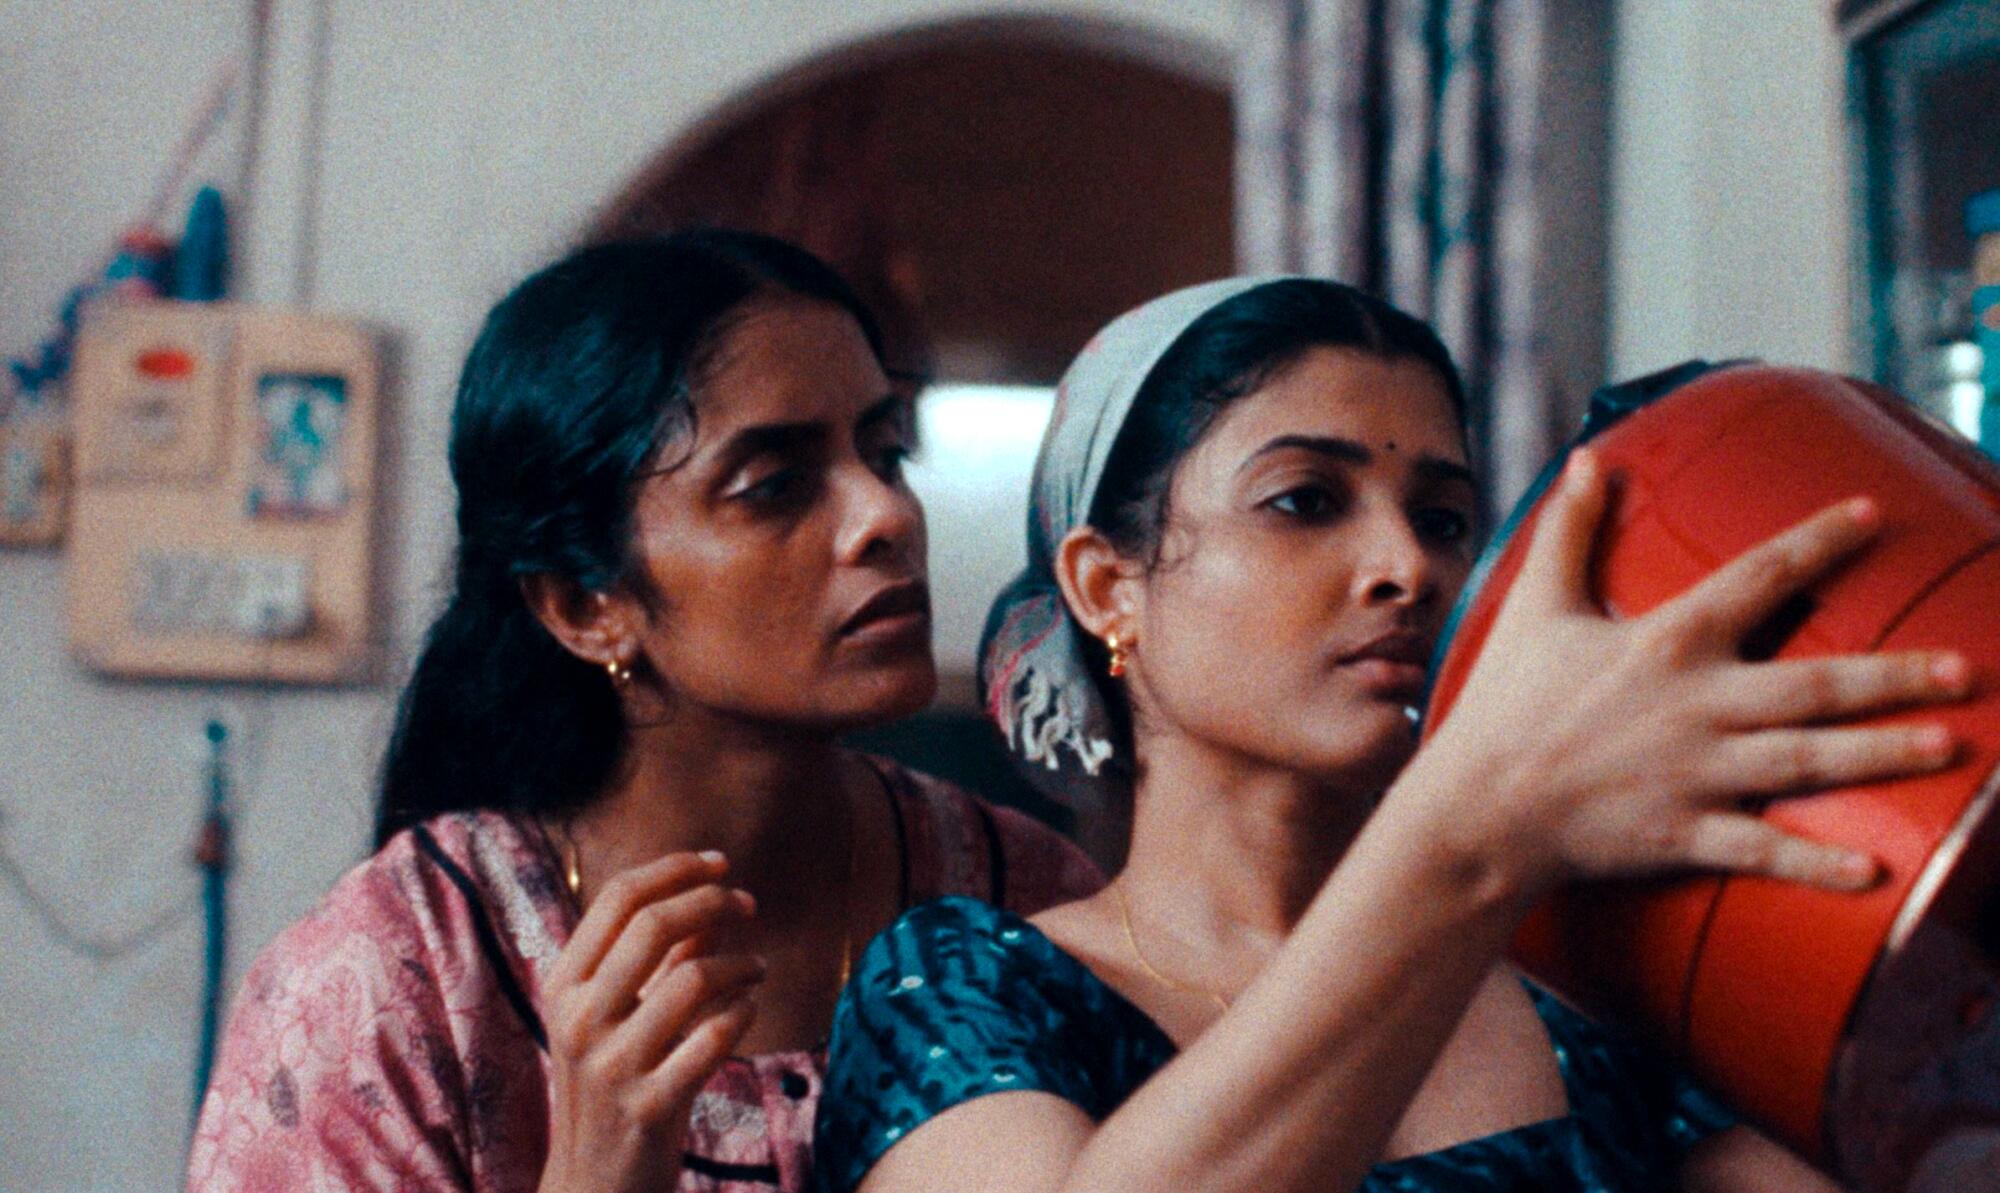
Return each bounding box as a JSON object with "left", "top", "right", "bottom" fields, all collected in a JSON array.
[
  {"left": 869, "top": 442, "right": 913, "bottom": 482},
  {"left": 1412, "top": 506, "right": 1472, "bottom": 545},
  {"left": 1267, "top": 485, "right": 1340, "bottom": 520},
  {"left": 734, "top": 467, "right": 808, "bottom": 508}
]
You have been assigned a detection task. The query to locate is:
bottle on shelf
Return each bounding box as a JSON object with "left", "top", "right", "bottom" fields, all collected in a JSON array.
[{"left": 1969, "top": 188, "right": 2000, "bottom": 454}]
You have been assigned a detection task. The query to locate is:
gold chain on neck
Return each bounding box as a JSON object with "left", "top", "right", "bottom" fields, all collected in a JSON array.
[
  {"left": 834, "top": 779, "right": 858, "bottom": 993},
  {"left": 543, "top": 782, "right": 860, "bottom": 1004},
  {"left": 1114, "top": 881, "right": 1230, "bottom": 1014},
  {"left": 541, "top": 817, "right": 584, "bottom": 909}
]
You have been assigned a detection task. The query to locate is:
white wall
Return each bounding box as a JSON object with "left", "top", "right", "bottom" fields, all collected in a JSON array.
[
  {"left": 1608, "top": 0, "right": 1854, "bottom": 378},
  {"left": 1, "top": 8, "right": 263, "bottom": 1190},
  {"left": 0, "top": 5, "right": 1233, "bottom": 1190},
  {"left": 2, "top": 2, "right": 1865, "bottom": 1187}
]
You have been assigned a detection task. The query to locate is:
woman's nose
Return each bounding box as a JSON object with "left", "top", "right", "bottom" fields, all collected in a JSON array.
[
  {"left": 837, "top": 466, "right": 925, "bottom": 568},
  {"left": 1353, "top": 513, "right": 1438, "bottom": 608}
]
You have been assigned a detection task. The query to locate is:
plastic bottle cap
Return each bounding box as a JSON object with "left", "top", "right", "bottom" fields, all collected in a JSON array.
[
  {"left": 118, "top": 225, "right": 172, "bottom": 253},
  {"left": 1967, "top": 189, "right": 2000, "bottom": 238}
]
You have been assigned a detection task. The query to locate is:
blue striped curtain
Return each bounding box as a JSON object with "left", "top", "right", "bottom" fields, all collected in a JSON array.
[{"left": 1236, "top": 0, "right": 1581, "bottom": 514}]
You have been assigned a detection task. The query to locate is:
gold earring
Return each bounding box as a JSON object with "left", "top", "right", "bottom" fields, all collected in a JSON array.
[
  {"left": 1106, "top": 632, "right": 1131, "bottom": 678},
  {"left": 604, "top": 657, "right": 633, "bottom": 686}
]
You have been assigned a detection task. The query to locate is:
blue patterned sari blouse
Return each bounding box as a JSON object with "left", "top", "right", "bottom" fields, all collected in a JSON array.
[{"left": 816, "top": 897, "right": 1734, "bottom": 1193}]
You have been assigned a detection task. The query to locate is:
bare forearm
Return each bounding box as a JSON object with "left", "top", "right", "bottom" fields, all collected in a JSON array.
[{"left": 1680, "top": 1128, "right": 1845, "bottom": 1193}]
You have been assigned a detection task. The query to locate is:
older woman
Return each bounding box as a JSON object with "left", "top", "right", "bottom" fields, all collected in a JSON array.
[
  {"left": 188, "top": 231, "right": 1101, "bottom": 1193},
  {"left": 815, "top": 279, "right": 1969, "bottom": 1192}
]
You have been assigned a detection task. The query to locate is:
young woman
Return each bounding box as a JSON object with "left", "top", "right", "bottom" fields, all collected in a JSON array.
[
  {"left": 815, "top": 278, "right": 1971, "bottom": 1192},
  {"left": 187, "top": 231, "right": 1101, "bottom": 1193}
]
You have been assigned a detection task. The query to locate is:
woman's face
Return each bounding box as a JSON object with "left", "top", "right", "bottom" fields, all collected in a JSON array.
[
  {"left": 1125, "top": 347, "right": 1477, "bottom": 790},
  {"left": 622, "top": 298, "right": 935, "bottom": 730}
]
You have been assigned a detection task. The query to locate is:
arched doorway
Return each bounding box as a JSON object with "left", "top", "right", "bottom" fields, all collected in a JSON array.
[{"left": 587, "top": 15, "right": 1234, "bottom": 384}]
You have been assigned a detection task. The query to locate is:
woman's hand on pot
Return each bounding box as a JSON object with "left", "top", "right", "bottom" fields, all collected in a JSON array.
[{"left": 1421, "top": 447, "right": 1972, "bottom": 894}]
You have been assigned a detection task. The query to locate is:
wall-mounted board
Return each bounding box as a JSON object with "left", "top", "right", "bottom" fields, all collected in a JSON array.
[{"left": 66, "top": 301, "right": 381, "bottom": 683}]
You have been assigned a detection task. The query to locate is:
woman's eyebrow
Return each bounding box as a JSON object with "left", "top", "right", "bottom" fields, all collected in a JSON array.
[
  {"left": 1239, "top": 434, "right": 1372, "bottom": 474},
  {"left": 691, "top": 393, "right": 905, "bottom": 476},
  {"left": 1415, "top": 457, "right": 1476, "bottom": 488},
  {"left": 853, "top": 392, "right": 909, "bottom": 433},
  {"left": 706, "top": 422, "right": 825, "bottom": 472},
  {"left": 638, "top": 424, "right": 820, "bottom": 484},
  {"left": 1240, "top": 434, "right": 1474, "bottom": 489}
]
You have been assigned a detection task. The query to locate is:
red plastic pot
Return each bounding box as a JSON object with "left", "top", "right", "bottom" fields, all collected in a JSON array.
[{"left": 1425, "top": 362, "right": 2000, "bottom": 1190}]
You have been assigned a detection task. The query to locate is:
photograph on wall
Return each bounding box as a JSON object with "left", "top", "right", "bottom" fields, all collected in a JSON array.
[
  {"left": 247, "top": 372, "right": 347, "bottom": 518},
  {"left": 0, "top": 408, "right": 69, "bottom": 546}
]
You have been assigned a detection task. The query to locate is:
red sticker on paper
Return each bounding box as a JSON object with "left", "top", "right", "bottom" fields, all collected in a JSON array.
[{"left": 133, "top": 347, "right": 196, "bottom": 380}]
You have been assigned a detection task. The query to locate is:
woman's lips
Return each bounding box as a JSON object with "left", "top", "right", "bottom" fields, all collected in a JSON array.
[
  {"left": 1340, "top": 656, "right": 1429, "bottom": 697},
  {"left": 839, "top": 581, "right": 932, "bottom": 647},
  {"left": 1337, "top": 631, "right": 1431, "bottom": 697},
  {"left": 844, "top": 608, "right": 930, "bottom": 647}
]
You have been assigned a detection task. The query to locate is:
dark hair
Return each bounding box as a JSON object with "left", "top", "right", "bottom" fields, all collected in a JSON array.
[
  {"left": 375, "top": 230, "right": 885, "bottom": 847},
  {"left": 1091, "top": 278, "right": 1466, "bottom": 564}
]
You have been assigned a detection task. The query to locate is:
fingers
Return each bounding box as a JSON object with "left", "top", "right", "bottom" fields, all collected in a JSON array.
[
  {"left": 1714, "top": 650, "right": 1972, "bottom": 727},
  {"left": 663, "top": 932, "right": 708, "bottom": 970},
  {"left": 1679, "top": 813, "right": 1881, "bottom": 892},
  {"left": 1512, "top": 448, "right": 1611, "bottom": 613},
  {"left": 1710, "top": 721, "right": 1957, "bottom": 798},
  {"left": 600, "top": 993, "right": 761, "bottom": 1138},
  {"left": 1663, "top": 497, "right": 1880, "bottom": 649},
  {"left": 618, "top": 953, "right": 768, "bottom": 1068},
  {"left": 651, "top": 995, "right": 759, "bottom": 1093},
  {"left": 589, "top": 885, "right": 757, "bottom": 1014},
  {"left": 553, "top": 850, "right": 729, "bottom": 989}
]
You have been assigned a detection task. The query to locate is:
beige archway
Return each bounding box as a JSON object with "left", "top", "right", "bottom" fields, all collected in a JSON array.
[{"left": 586, "top": 14, "right": 1234, "bottom": 384}]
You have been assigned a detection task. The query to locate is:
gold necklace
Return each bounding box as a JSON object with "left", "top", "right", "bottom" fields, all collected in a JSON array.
[
  {"left": 833, "top": 777, "right": 860, "bottom": 993},
  {"left": 561, "top": 832, "right": 584, "bottom": 902},
  {"left": 528, "top": 816, "right": 584, "bottom": 908},
  {"left": 1114, "top": 881, "right": 1230, "bottom": 1013},
  {"left": 545, "top": 818, "right": 584, "bottom": 909},
  {"left": 543, "top": 788, "right": 859, "bottom": 996}
]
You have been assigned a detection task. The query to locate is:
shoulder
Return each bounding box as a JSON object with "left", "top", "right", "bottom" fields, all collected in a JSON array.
[
  {"left": 880, "top": 893, "right": 1054, "bottom": 962},
  {"left": 817, "top": 897, "right": 1131, "bottom": 1193},
  {"left": 188, "top": 819, "right": 509, "bottom": 1188},
  {"left": 848, "top": 896, "right": 1059, "bottom": 1008},
  {"left": 218, "top": 810, "right": 566, "bottom": 1053},
  {"left": 834, "top": 895, "right": 1167, "bottom": 1094},
  {"left": 828, "top": 897, "right": 1079, "bottom": 1113},
  {"left": 876, "top": 758, "right": 1105, "bottom": 912},
  {"left": 222, "top": 830, "right": 453, "bottom": 1033}
]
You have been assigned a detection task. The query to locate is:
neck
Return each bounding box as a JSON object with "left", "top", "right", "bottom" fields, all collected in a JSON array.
[
  {"left": 563, "top": 706, "right": 851, "bottom": 926},
  {"left": 1117, "top": 733, "right": 1380, "bottom": 956}
]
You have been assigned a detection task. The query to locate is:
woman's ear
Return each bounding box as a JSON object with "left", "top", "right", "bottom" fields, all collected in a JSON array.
[
  {"left": 1053, "top": 526, "right": 1144, "bottom": 646},
  {"left": 518, "top": 573, "right": 640, "bottom": 670}
]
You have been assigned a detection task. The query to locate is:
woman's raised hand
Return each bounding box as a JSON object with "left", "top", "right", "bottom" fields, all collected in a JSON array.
[
  {"left": 537, "top": 851, "right": 765, "bottom": 1193},
  {"left": 1422, "top": 447, "right": 1972, "bottom": 895}
]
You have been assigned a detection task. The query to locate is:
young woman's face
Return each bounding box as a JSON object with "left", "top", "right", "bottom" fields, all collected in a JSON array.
[
  {"left": 624, "top": 299, "right": 935, "bottom": 729},
  {"left": 1125, "top": 347, "right": 1477, "bottom": 790}
]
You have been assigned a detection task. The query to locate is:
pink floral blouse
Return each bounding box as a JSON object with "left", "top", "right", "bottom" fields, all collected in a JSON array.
[{"left": 188, "top": 759, "right": 1103, "bottom": 1192}]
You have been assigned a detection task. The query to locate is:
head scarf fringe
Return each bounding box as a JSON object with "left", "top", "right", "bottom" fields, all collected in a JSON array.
[
  {"left": 977, "top": 277, "right": 1300, "bottom": 816},
  {"left": 1005, "top": 664, "right": 1113, "bottom": 776}
]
